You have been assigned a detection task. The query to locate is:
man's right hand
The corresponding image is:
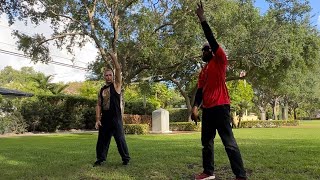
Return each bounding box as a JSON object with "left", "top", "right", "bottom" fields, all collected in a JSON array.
[
  {"left": 191, "top": 106, "right": 200, "bottom": 125},
  {"left": 95, "top": 121, "right": 102, "bottom": 129},
  {"left": 196, "top": 0, "right": 206, "bottom": 22}
]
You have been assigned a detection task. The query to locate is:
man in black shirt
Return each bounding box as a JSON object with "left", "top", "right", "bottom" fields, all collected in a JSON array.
[{"left": 93, "top": 60, "right": 130, "bottom": 166}]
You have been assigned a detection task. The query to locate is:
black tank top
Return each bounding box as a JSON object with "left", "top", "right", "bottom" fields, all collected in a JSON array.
[{"left": 100, "top": 83, "right": 122, "bottom": 121}]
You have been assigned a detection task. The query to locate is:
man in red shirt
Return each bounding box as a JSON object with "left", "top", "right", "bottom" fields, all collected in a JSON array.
[{"left": 192, "top": 1, "right": 247, "bottom": 180}]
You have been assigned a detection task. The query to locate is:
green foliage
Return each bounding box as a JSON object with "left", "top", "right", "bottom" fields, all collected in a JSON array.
[
  {"left": 123, "top": 84, "right": 141, "bottom": 101},
  {"left": 124, "top": 100, "right": 159, "bottom": 115},
  {"left": 167, "top": 108, "right": 189, "bottom": 122},
  {"left": 227, "top": 80, "right": 254, "bottom": 113},
  {"left": 0, "top": 98, "right": 28, "bottom": 134},
  {"left": 79, "top": 81, "right": 103, "bottom": 99},
  {"left": 123, "top": 83, "right": 184, "bottom": 115},
  {"left": 169, "top": 122, "right": 200, "bottom": 131},
  {"left": 239, "top": 120, "right": 300, "bottom": 128},
  {"left": 123, "top": 124, "right": 149, "bottom": 135},
  {"left": 18, "top": 95, "right": 96, "bottom": 132},
  {"left": 0, "top": 111, "right": 27, "bottom": 134},
  {"left": 0, "top": 66, "right": 69, "bottom": 96}
]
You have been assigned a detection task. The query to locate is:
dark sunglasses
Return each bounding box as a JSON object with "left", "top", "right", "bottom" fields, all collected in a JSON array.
[{"left": 202, "top": 46, "right": 211, "bottom": 52}]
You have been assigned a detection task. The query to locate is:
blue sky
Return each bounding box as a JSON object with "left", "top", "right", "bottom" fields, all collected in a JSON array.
[{"left": 254, "top": 0, "right": 320, "bottom": 29}]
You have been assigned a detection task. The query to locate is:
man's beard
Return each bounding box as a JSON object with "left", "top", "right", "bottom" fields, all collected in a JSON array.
[{"left": 202, "top": 53, "right": 213, "bottom": 62}]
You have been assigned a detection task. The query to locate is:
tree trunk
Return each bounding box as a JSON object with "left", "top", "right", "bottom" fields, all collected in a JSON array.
[
  {"left": 170, "top": 78, "right": 196, "bottom": 122},
  {"left": 143, "top": 94, "right": 146, "bottom": 114},
  {"left": 281, "top": 102, "right": 288, "bottom": 120},
  {"left": 271, "top": 97, "right": 279, "bottom": 120}
]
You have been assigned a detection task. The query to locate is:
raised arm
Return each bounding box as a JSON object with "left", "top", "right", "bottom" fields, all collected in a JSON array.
[
  {"left": 109, "top": 53, "right": 122, "bottom": 93},
  {"left": 196, "top": 1, "right": 219, "bottom": 54}
]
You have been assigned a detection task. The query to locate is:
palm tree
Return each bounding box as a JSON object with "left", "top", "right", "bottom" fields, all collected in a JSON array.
[{"left": 30, "top": 74, "right": 68, "bottom": 95}]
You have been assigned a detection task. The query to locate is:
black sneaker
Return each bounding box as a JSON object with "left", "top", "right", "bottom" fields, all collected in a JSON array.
[
  {"left": 122, "top": 161, "right": 129, "bottom": 165},
  {"left": 93, "top": 160, "right": 104, "bottom": 167}
]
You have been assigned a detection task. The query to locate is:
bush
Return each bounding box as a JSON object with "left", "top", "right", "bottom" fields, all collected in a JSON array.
[
  {"left": 123, "top": 124, "right": 149, "bottom": 135},
  {"left": 170, "top": 122, "right": 201, "bottom": 131},
  {"left": 19, "top": 95, "right": 96, "bottom": 132},
  {"left": 124, "top": 100, "right": 158, "bottom": 115},
  {"left": 0, "top": 111, "right": 27, "bottom": 134},
  {"left": 19, "top": 99, "right": 62, "bottom": 132},
  {"left": 167, "top": 108, "right": 189, "bottom": 122},
  {"left": 239, "top": 120, "right": 300, "bottom": 128},
  {"left": 123, "top": 114, "right": 152, "bottom": 127}
]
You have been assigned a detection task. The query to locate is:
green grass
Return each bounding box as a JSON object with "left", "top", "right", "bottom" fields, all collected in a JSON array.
[{"left": 1, "top": 120, "right": 320, "bottom": 180}]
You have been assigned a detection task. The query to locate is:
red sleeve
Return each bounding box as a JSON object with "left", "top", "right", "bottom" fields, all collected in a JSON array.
[{"left": 215, "top": 46, "right": 228, "bottom": 65}]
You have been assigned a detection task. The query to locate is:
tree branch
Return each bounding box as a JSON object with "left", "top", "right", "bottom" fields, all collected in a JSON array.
[
  {"left": 121, "top": 0, "right": 138, "bottom": 14},
  {"left": 38, "top": 32, "right": 86, "bottom": 45},
  {"left": 47, "top": 10, "right": 89, "bottom": 34},
  {"left": 103, "top": 0, "right": 112, "bottom": 16},
  {"left": 154, "top": 21, "right": 177, "bottom": 33}
]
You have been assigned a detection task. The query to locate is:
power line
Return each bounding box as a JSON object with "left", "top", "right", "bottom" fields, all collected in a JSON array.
[
  {"left": 0, "top": 24, "right": 98, "bottom": 55},
  {"left": 0, "top": 41, "right": 90, "bottom": 65},
  {"left": 0, "top": 48, "right": 89, "bottom": 71}
]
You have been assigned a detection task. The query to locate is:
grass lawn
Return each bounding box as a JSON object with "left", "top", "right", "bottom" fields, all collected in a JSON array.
[{"left": 1, "top": 120, "right": 320, "bottom": 180}]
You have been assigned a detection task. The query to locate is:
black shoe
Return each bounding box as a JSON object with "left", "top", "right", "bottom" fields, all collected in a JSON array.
[
  {"left": 122, "top": 161, "right": 129, "bottom": 165},
  {"left": 93, "top": 160, "right": 104, "bottom": 167}
]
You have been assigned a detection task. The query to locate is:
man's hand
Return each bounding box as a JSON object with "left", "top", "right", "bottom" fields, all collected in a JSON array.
[
  {"left": 191, "top": 106, "right": 200, "bottom": 125},
  {"left": 196, "top": 0, "right": 206, "bottom": 22},
  {"left": 95, "top": 121, "right": 102, "bottom": 129}
]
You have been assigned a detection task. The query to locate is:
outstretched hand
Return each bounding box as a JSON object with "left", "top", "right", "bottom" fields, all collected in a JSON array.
[{"left": 196, "top": 0, "right": 205, "bottom": 21}]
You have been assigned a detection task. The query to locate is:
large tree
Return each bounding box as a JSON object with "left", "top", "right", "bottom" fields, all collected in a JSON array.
[{"left": 1, "top": 0, "right": 153, "bottom": 87}]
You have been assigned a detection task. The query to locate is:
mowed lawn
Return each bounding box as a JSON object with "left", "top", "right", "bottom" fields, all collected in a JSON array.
[{"left": 0, "top": 121, "right": 320, "bottom": 180}]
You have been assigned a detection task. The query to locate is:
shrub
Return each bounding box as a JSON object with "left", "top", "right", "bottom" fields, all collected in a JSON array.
[
  {"left": 239, "top": 120, "right": 300, "bottom": 128},
  {"left": 167, "top": 108, "right": 189, "bottom": 122},
  {"left": 0, "top": 111, "right": 27, "bottom": 134},
  {"left": 123, "top": 114, "right": 152, "bottom": 127},
  {"left": 19, "top": 99, "right": 62, "bottom": 132},
  {"left": 170, "top": 122, "right": 201, "bottom": 131},
  {"left": 123, "top": 124, "right": 149, "bottom": 135},
  {"left": 19, "top": 95, "right": 96, "bottom": 132},
  {"left": 124, "top": 100, "right": 158, "bottom": 115}
]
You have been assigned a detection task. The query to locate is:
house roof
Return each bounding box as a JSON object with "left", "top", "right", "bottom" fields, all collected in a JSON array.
[{"left": 0, "top": 87, "right": 33, "bottom": 97}]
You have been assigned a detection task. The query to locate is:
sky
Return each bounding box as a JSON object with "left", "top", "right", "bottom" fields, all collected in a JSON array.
[
  {"left": 0, "top": 1, "right": 319, "bottom": 83},
  {"left": 254, "top": 0, "right": 320, "bottom": 28},
  {"left": 0, "top": 14, "right": 98, "bottom": 83}
]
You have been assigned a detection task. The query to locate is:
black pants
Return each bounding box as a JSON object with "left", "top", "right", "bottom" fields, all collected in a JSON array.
[
  {"left": 96, "top": 113, "right": 130, "bottom": 163},
  {"left": 201, "top": 105, "right": 246, "bottom": 178}
]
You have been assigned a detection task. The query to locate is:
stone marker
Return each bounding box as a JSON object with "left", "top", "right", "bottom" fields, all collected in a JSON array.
[{"left": 151, "top": 108, "right": 172, "bottom": 133}]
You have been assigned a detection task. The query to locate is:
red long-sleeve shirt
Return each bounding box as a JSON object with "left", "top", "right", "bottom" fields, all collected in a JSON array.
[{"left": 198, "top": 46, "right": 230, "bottom": 108}]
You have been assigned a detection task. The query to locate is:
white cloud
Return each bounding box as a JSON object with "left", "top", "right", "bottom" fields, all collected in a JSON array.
[{"left": 0, "top": 14, "right": 97, "bottom": 83}]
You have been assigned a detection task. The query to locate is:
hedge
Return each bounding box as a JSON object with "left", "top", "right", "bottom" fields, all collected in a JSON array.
[
  {"left": 123, "top": 114, "right": 151, "bottom": 127},
  {"left": 123, "top": 124, "right": 149, "bottom": 135},
  {"left": 167, "top": 108, "right": 189, "bottom": 122},
  {"left": 239, "top": 120, "right": 300, "bottom": 128},
  {"left": 124, "top": 101, "right": 158, "bottom": 115},
  {"left": 19, "top": 95, "right": 96, "bottom": 132},
  {"left": 17, "top": 95, "right": 157, "bottom": 132},
  {"left": 169, "top": 122, "right": 201, "bottom": 131}
]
